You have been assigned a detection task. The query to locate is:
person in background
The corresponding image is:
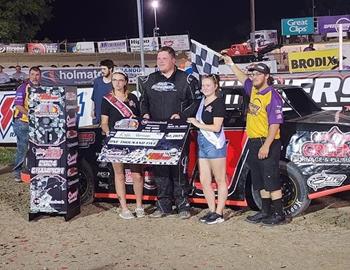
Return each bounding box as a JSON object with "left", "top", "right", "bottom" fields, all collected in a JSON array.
[
  {"left": 303, "top": 43, "right": 315, "bottom": 52},
  {"left": 100, "top": 71, "right": 144, "bottom": 219},
  {"left": 12, "top": 65, "right": 27, "bottom": 82},
  {"left": 12, "top": 66, "right": 41, "bottom": 182},
  {"left": 91, "top": 59, "right": 113, "bottom": 125},
  {"left": 0, "top": 65, "right": 10, "bottom": 84},
  {"left": 139, "top": 46, "right": 200, "bottom": 219},
  {"left": 187, "top": 74, "right": 227, "bottom": 225},
  {"left": 222, "top": 53, "right": 286, "bottom": 226}
]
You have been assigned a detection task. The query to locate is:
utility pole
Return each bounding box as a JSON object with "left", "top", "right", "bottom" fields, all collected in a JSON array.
[
  {"left": 250, "top": 0, "right": 256, "bottom": 54},
  {"left": 136, "top": 0, "right": 145, "bottom": 73}
]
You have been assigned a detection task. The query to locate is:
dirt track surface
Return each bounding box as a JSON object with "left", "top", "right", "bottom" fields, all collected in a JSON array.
[{"left": 1, "top": 171, "right": 350, "bottom": 270}]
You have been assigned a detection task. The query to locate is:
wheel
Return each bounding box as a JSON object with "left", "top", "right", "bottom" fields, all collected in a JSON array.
[
  {"left": 251, "top": 161, "right": 310, "bottom": 217},
  {"left": 78, "top": 159, "right": 95, "bottom": 205}
]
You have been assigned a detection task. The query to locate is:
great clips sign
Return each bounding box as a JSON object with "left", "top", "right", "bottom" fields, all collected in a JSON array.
[{"left": 281, "top": 17, "right": 314, "bottom": 36}]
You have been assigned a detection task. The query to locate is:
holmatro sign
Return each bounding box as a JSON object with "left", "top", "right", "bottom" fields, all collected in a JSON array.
[{"left": 288, "top": 49, "right": 339, "bottom": 73}]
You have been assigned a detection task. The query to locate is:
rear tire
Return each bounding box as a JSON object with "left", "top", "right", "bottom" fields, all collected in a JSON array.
[{"left": 250, "top": 161, "right": 310, "bottom": 217}]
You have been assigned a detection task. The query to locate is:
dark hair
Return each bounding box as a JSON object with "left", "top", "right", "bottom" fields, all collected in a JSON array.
[
  {"left": 112, "top": 71, "right": 129, "bottom": 91},
  {"left": 100, "top": 59, "right": 114, "bottom": 70},
  {"left": 29, "top": 66, "right": 41, "bottom": 74},
  {"left": 267, "top": 75, "right": 274, "bottom": 86},
  {"left": 201, "top": 74, "right": 221, "bottom": 95},
  {"left": 158, "top": 46, "right": 176, "bottom": 58}
]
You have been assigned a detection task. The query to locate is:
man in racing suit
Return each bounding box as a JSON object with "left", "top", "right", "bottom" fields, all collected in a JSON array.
[{"left": 139, "top": 46, "right": 200, "bottom": 219}]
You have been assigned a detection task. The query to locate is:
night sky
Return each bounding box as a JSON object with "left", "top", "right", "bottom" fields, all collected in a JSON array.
[{"left": 36, "top": 0, "right": 350, "bottom": 50}]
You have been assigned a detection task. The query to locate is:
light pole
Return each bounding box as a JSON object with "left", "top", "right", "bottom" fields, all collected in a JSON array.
[
  {"left": 151, "top": 0, "right": 159, "bottom": 37},
  {"left": 250, "top": 0, "right": 256, "bottom": 53}
]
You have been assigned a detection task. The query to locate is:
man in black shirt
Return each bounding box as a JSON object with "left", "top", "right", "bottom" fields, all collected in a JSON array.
[{"left": 139, "top": 46, "right": 200, "bottom": 218}]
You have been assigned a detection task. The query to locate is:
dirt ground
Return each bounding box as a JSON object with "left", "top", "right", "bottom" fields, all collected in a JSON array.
[{"left": 0, "top": 171, "right": 350, "bottom": 270}]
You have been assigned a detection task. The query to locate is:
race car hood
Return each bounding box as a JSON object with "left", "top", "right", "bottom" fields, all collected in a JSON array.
[{"left": 286, "top": 110, "right": 350, "bottom": 127}]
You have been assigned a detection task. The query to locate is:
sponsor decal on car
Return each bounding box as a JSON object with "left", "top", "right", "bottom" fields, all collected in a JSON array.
[
  {"left": 291, "top": 126, "right": 350, "bottom": 164},
  {"left": 66, "top": 115, "right": 77, "bottom": 127},
  {"left": 34, "top": 103, "right": 60, "bottom": 117},
  {"left": 97, "top": 171, "right": 110, "bottom": 178},
  {"left": 67, "top": 130, "right": 78, "bottom": 139},
  {"left": 78, "top": 132, "right": 95, "bottom": 148},
  {"left": 307, "top": 171, "right": 347, "bottom": 191}
]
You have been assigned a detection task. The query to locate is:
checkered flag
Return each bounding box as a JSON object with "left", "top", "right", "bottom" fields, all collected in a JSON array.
[{"left": 190, "top": 39, "right": 220, "bottom": 80}]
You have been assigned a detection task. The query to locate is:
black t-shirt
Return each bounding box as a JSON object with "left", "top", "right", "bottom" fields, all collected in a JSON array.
[
  {"left": 101, "top": 93, "right": 140, "bottom": 129},
  {"left": 201, "top": 97, "right": 226, "bottom": 124}
]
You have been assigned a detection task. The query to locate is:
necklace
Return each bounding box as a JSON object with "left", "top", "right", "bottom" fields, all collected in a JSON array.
[{"left": 113, "top": 89, "right": 128, "bottom": 101}]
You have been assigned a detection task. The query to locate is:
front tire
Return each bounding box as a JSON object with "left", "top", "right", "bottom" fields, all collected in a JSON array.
[
  {"left": 251, "top": 161, "right": 310, "bottom": 217},
  {"left": 78, "top": 159, "right": 95, "bottom": 205}
]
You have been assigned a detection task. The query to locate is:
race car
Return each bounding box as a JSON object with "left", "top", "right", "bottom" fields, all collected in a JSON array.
[{"left": 77, "top": 84, "right": 350, "bottom": 217}]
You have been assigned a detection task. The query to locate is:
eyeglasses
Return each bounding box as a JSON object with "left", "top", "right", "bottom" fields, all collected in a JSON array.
[{"left": 250, "top": 72, "right": 265, "bottom": 77}]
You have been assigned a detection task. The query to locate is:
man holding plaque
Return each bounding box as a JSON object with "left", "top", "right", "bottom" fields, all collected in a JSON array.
[{"left": 140, "top": 46, "right": 200, "bottom": 219}]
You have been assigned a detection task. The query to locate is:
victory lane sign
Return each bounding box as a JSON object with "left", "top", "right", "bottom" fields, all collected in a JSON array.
[{"left": 98, "top": 118, "right": 190, "bottom": 165}]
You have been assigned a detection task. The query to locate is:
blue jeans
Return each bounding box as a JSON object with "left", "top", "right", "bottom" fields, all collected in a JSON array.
[{"left": 12, "top": 119, "right": 29, "bottom": 178}]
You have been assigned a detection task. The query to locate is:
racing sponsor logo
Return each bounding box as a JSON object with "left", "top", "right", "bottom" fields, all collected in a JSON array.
[
  {"left": 67, "top": 129, "right": 78, "bottom": 139},
  {"left": 38, "top": 160, "right": 58, "bottom": 167},
  {"left": 151, "top": 82, "right": 176, "bottom": 92},
  {"left": 114, "top": 118, "right": 139, "bottom": 130},
  {"left": 66, "top": 115, "right": 77, "bottom": 127},
  {"left": 307, "top": 171, "right": 347, "bottom": 191},
  {"left": 32, "top": 147, "right": 63, "bottom": 159},
  {"left": 98, "top": 162, "right": 108, "bottom": 168},
  {"left": 146, "top": 149, "right": 179, "bottom": 161},
  {"left": 291, "top": 126, "right": 350, "bottom": 164},
  {"left": 97, "top": 171, "right": 110, "bottom": 178},
  {"left": 38, "top": 93, "right": 60, "bottom": 102},
  {"left": 67, "top": 151, "right": 78, "bottom": 166},
  {"left": 78, "top": 132, "right": 95, "bottom": 148},
  {"left": 31, "top": 167, "right": 65, "bottom": 174},
  {"left": 98, "top": 181, "right": 109, "bottom": 189},
  {"left": 34, "top": 103, "right": 60, "bottom": 117},
  {"left": 0, "top": 94, "right": 15, "bottom": 138},
  {"left": 67, "top": 167, "right": 78, "bottom": 177},
  {"left": 68, "top": 189, "right": 79, "bottom": 204},
  {"left": 67, "top": 141, "right": 79, "bottom": 148}
]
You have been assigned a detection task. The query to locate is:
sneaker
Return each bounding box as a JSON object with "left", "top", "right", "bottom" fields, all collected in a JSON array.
[
  {"left": 205, "top": 213, "right": 224, "bottom": 225},
  {"left": 149, "top": 209, "right": 168, "bottom": 218},
  {"left": 246, "top": 212, "right": 270, "bottom": 224},
  {"left": 178, "top": 210, "right": 191, "bottom": 219},
  {"left": 119, "top": 210, "right": 135, "bottom": 220},
  {"left": 199, "top": 211, "right": 214, "bottom": 223},
  {"left": 135, "top": 207, "right": 145, "bottom": 218},
  {"left": 262, "top": 213, "right": 287, "bottom": 226}
]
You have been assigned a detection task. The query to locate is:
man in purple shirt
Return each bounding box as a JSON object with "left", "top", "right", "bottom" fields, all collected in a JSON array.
[
  {"left": 222, "top": 54, "right": 287, "bottom": 226},
  {"left": 12, "top": 66, "right": 41, "bottom": 182}
]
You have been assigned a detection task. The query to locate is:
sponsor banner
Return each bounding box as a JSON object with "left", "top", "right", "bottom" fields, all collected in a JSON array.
[
  {"left": 288, "top": 49, "right": 339, "bottom": 73},
  {"left": 67, "top": 42, "right": 95, "bottom": 53},
  {"left": 219, "top": 70, "right": 350, "bottom": 111},
  {"left": 129, "top": 37, "right": 159, "bottom": 52},
  {"left": 281, "top": 17, "right": 314, "bottom": 36},
  {"left": 0, "top": 91, "right": 16, "bottom": 143},
  {"left": 160, "top": 35, "right": 190, "bottom": 51},
  {"left": 219, "top": 61, "right": 278, "bottom": 74},
  {"left": 97, "top": 40, "right": 127, "bottom": 53},
  {"left": 286, "top": 126, "right": 350, "bottom": 192},
  {"left": 0, "top": 43, "right": 26, "bottom": 53},
  {"left": 27, "top": 43, "right": 59, "bottom": 54},
  {"left": 318, "top": 15, "right": 350, "bottom": 34},
  {"left": 98, "top": 118, "right": 189, "bottom": 165}
]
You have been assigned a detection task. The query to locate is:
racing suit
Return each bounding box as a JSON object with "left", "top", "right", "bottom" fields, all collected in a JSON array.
[{"left": 139, "top": 68, "right": 200, "bottom": 213}]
